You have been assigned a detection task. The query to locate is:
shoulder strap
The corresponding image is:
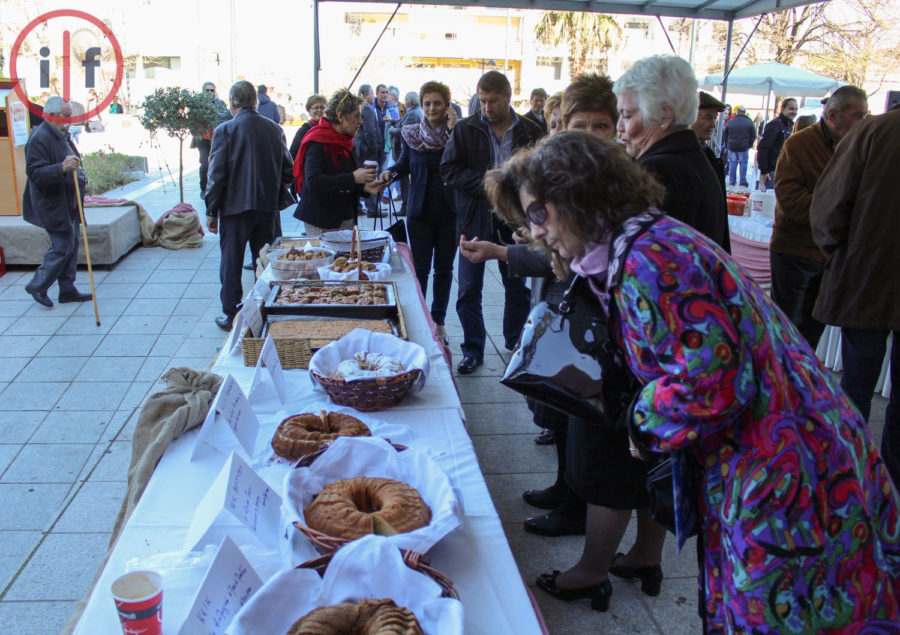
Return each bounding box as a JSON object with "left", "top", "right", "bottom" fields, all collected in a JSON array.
[{"left": 606, "top": 209, "right": 664, "bottom": 293}]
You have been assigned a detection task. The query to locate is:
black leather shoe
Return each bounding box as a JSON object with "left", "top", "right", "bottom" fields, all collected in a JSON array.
[
  {"left": 536, "top": 571, "right": 612, "bottom": 612},
  {"left": 609, "top": 552, "right": 663, "bottom": 597},
  {"left": 534, "top": 429, "right": 555, "bottom": 445},
  {"left": 456, "top": 356, "right": 482, "bottom": 374},
  {"left": 522, "top": 486, "right": 564, "bottom": 510},
  {"left": 25, "top": 286, "right": 53, "bottom": 308},
  {"left": 524, "top": 511, "right": 586, "bottom": 536},
  {"left": 59, "top": 290, "right": 92, "bottom": 303},
  {"left": 243, "top": 263, "right": 254, "bottom": 271},
  {"left": 215, "top": 315, "right": 234, "bottom": 331}
]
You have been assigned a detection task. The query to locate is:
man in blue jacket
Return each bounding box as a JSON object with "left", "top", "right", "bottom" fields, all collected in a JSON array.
[
  {"left": 206, "top": 81, "right": 294, "bottom": 330},
  {"left": 23, "top": 96, "right": 92, "bottom": 308},
  {"left": 256, "top": 85, "right": 281, "bottom": 124},
  {"left": 723, "top": 105, "right": 756, "bottom": 187},
  {"left": 441, "top": 71, "right": 542, "bottom": 374}
]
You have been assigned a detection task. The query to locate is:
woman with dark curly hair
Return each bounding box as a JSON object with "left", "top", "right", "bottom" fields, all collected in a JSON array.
[
  {"left": 485, "top": 130, "right": 900, "bottom": 630},
  {"left": 292, "top": 89, "right": 382, "bottom": 236}
]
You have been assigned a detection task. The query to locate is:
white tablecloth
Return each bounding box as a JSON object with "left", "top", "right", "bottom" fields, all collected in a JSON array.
[{"left": 74, "top": 250, "right": 544, "bottom": 635}]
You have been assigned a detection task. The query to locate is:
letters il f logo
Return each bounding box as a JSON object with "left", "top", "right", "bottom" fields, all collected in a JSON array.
[{"left": 39, "top": 40, "right": 102, "bottom": 91}]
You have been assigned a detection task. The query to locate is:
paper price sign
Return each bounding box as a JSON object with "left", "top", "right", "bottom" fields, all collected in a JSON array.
[
  {"left": 191, "top": 375, "right": 259, "bottom": 462},
  {"left": 258, "top": 335, "right": 287, "bottom": 402}
]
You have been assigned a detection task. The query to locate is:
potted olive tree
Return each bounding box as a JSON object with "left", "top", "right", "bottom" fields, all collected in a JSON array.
[{"left": 138, "top": 87, "right": 225, "bottom": 203}]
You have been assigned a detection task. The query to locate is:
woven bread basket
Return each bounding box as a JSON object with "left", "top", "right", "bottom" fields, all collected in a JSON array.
[{"left": 309, "top": 367, "right": 422, "bottom": 411}]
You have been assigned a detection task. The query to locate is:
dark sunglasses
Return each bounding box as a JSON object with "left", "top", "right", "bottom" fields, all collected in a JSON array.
[
  {"left": 205, "top": 87, "right": 216, "bottom": 93},
  {"left": 525, "top": 200, "right": 548, "bottom": 226}
]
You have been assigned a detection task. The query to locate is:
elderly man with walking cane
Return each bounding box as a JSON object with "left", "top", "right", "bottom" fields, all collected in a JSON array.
[{"left": 23, "top": 96, "right": 93, "bottom": 308}]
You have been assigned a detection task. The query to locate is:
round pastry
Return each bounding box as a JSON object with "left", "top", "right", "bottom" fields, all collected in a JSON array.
[
  {"left": 287, "top": 598, "right": 423, "bottom": 635},
  {"left": 304, "top": 476, "right": 432, "bottom": 540},
  {"left": 332, "top": 352, "right": 406, "bottom": 381},
  {"left": 272, "top": 411, "right": 371, "bottom": 460}
]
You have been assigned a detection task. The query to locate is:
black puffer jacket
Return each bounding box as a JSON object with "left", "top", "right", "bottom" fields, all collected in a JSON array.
[{"left": 440, "top": 113, "right": 542, "bottom": 240}]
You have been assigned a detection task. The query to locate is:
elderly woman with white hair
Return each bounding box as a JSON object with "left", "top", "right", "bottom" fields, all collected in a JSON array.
[{"left": 614, "top": 55, "right": 729, "bottom": 250}]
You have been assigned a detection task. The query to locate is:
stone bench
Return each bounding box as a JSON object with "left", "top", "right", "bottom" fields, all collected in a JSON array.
[{"left": 0, "top": 204, "right": 142, "bottom": 266}]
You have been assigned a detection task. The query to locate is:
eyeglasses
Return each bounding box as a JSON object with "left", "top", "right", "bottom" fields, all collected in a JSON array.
[
  {"left": 205, "top": 88, "right": 216, "bottom": 93},
  {"left": 525, "top": 200, "right": 548, "bottom": 226},
  {"left": 309, "top": 104, "right": 325, "bottom": 110}
]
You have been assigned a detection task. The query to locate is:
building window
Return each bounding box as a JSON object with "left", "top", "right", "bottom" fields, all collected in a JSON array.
[{"left": 536, "top": 56, "right": 563, "bottom": 81}]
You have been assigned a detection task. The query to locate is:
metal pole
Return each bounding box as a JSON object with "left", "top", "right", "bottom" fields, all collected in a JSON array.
[
  {"left": 716, "top": 19, "right": 734, "bottom": 154},
  {"left": 313, "top": 0, "right": 321, "bottom": 94},
  {"left": 348, "top": 3, "right": 402, "bottom": 91}
]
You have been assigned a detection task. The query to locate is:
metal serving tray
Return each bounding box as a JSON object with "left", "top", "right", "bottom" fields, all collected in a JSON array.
[{"left": 263, "top": 280, "right": 398, "bottom": 318}]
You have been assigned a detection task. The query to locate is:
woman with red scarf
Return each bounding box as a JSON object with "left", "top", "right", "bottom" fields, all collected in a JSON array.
[{"left": 293, "top": 89, "right": 381, "bottom": 236}]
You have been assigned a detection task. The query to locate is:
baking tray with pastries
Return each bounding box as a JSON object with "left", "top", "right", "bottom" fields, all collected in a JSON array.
[
  {"left": 264, "top": 280, "right": 398, "bottom": 318},
  {"left": 272, "top": 236, "right": 322, "bottom": 249},
  {"left": 263, "top": 314, "right": 405, "bottom": 350}
]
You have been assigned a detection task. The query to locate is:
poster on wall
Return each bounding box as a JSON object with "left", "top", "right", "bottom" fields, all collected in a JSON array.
[{"left": 10, "top": 101, "right": 29, "bottom": 146}]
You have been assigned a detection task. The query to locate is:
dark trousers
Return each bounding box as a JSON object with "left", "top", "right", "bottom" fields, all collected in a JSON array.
[
  {"left": 456, "top": 221, "right": 530, "bottom": 359},
  {"left": 408, "top": 214, "right": 457, "bottom": 325},
  {"left": 840, "top": 328, "right": 900, "bottom": 486},
  {"left": 197, "top": 140, "right": 211, "bottom": 195},
  {"left": 28, "top": 218, "right": 79, "bottom": 295},
  {"left": 399, "top": 175, "right": 410, "bottom": 216},
  {"left": 770, "top": 251, "right": 826, "bottom": 348},
  {"left": 218, "top": 210, "right": 276, "bottom": 316}
]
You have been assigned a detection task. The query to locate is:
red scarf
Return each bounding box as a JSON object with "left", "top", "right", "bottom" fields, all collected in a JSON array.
[{"left": 293, "top": 118, "right": 354, "bottom": 195}]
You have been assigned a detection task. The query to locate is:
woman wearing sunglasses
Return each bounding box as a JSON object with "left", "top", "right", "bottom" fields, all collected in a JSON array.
[{"left": 485, "top": 130, "right": 900, "bottom": 631}]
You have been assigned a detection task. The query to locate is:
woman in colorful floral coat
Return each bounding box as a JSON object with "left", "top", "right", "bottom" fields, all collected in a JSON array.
[{"left": 486, "top": 130, "right": 900, "bottom": 632}]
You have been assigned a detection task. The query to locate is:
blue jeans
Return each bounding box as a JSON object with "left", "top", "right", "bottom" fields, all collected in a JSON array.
[
  {"left": 456, "top": 251, "right": 530, "bottom": 360},
  {"left": 727, "top": 150, "right": 748, "bottom": 185},
  {"left": 840, "top": 328, "right": 899, "bottom": 487}
]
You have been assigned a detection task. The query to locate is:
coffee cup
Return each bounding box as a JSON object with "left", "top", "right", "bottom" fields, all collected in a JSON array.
[
  {"left": 363, "top": 160, "right": 378, "bottom": 170},
  {"left": 111, "top": 570, "right": 163, "bottom": 635}
]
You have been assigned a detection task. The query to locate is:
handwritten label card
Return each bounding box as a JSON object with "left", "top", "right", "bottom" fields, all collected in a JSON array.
[
  {"left": 242, "top": 301, "right": 264, "bottom": 339},
  {"left": 228, "top": 311, "right": 246, "bottom": 356},
  {"left": 258, "top": 336, "right": 287, "bottom": 402},
  {"left": 191, "top": 375, "right": 259, "bottom": 462},
  {"left": 249, "top": 276, "right": 270, "bottom": 303},
  {"left": 178, "top": 536, "right": 263, "bottom": 635},
  {"left": 184, "top": 452, "right": 283, "bottom": 551}
]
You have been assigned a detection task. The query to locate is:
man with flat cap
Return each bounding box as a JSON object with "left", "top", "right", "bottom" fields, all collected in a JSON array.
[{"left": 691, "top": 91, "right": 727, "bottom": 201}]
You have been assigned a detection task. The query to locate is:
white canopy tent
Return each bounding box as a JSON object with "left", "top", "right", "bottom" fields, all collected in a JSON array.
[{"left": 700, "top": 61, "right": 841, "bottom": 97}]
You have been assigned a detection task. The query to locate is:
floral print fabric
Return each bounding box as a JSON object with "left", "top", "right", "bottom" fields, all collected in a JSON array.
[{"left": 606, "top": 215, "right": 900, "bottom": 633}]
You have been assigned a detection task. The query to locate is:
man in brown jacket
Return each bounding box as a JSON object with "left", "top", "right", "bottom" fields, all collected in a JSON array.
[
  {"left": 810, "top": 105, "right": 900, "bottom": 487},
  {"left": 770, "top": 85, "right": 868, "bottom": 347}
]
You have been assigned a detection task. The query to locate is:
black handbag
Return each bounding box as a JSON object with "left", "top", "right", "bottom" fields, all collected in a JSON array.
[{"left": 501, "top": 275, "right": 638, "bottom": 424}]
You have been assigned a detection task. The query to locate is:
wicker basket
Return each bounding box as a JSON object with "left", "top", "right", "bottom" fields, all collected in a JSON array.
[
  {"left": 310, "top": 368, "right": 422, "bottom": 411},
  {"left": 241, "top": 327, "right": 312, "bottom": 369},
  {"left": 297, "top": 550, "right": 459, "bottom": 599}
]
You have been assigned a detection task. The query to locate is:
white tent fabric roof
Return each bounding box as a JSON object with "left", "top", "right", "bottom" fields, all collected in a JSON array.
[
  {"left": 699, "top": 61, "right": 841, "bottom": 96},
  {"left": 325, "top": 0, "right": 817, "bottom": 21}
]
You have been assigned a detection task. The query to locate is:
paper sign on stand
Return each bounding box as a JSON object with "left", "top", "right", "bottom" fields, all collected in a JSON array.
[
  {"left": 178, "top": 535, "right": 263, "bottom": 635},
  {"left": 249, "top": 336, "right": 287, "bottom": 406},
  {"left": 184, "top": 452, "right": 283, "bottom": 551},
  {"left": 249, "top": 276, "right": 270, "bottom": 303},
  {"left": 228, "top": 301, "right": 264, "bottom": 356},
  {"left": 192, "top": 375, "right": 259, "bottom": 462}
]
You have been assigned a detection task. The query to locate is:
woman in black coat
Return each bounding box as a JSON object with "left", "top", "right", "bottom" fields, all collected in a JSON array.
[
  {"left": 379, "top": 81, "right": 458, "bottom": 337},
  {"left": 293, "top": 89, "right": 381, "bottom": 236},
  {"left": 288, "top": 94, "right": 326, "bottom": 165}
]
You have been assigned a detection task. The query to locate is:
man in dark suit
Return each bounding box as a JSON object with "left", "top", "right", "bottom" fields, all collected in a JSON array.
[
  {"left": 690, "top": 91, "right": 727, "bottom": 201},
  {"left": 353, "top": 84, "right": 385, "bottom": 218},
  {"left": 22, "top": 96, "right": 92, "bottom": 308},
  {"left": 522, "top": 88, "right": 548, "bottom": 136},
  {"left": 206, "top": 81, "right": 294, "bottom": 330}
]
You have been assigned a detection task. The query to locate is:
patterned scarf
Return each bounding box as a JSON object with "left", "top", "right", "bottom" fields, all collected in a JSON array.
[
  {"left": 401, "top": 120, "right": 450, "bottom": 153},
  {"left": 293, "top": 118, "right": 354, "bottom": 195}
]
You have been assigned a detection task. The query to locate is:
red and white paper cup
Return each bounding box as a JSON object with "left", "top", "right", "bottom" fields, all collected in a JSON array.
[{"left": 111, "top": 570, "right": 163, "bottom": 635}]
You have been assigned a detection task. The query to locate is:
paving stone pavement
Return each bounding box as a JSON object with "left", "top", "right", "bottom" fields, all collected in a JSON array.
[{"left": 0, "top": 163, "right": 888, "bottom": 634}]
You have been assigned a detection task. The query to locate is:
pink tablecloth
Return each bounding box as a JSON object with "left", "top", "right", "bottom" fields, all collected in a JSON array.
[{"left": 729, "top": 231, "right": 771, "bottom": 287}]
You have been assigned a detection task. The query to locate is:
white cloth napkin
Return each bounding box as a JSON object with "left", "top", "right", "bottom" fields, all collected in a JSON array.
[
  {"left": 282, "top": 436, "right": 461, "bottom": 554},
  {"left": 309, "top": 328, "right": 429, "bottom": 393},
  {"left": 227, "top": 535, "right": 464, "bottom": 634}
]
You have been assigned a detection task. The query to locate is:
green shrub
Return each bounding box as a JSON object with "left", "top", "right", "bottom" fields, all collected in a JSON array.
[{"left": 82, "top": 151, "right": 137, "bottom": 195}]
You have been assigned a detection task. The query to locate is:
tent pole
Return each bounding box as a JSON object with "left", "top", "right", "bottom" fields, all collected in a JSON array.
[
  {"left": 313, "top": 0, "right": 321, "bottom": 93},
  {"left": 348, "top": 3, "right": 403, "bottom": 91},
  {"left": 716, "top": 18, "right": 734, "bottom": 154}
]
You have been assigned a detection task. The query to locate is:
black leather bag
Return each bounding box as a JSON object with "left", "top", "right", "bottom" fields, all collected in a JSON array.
[
  {"left": 501, "top": 275, "right": 637, "bottom": 424},
  {"left": 644, "top": 453, "right": 700, "bottom": 538}
]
